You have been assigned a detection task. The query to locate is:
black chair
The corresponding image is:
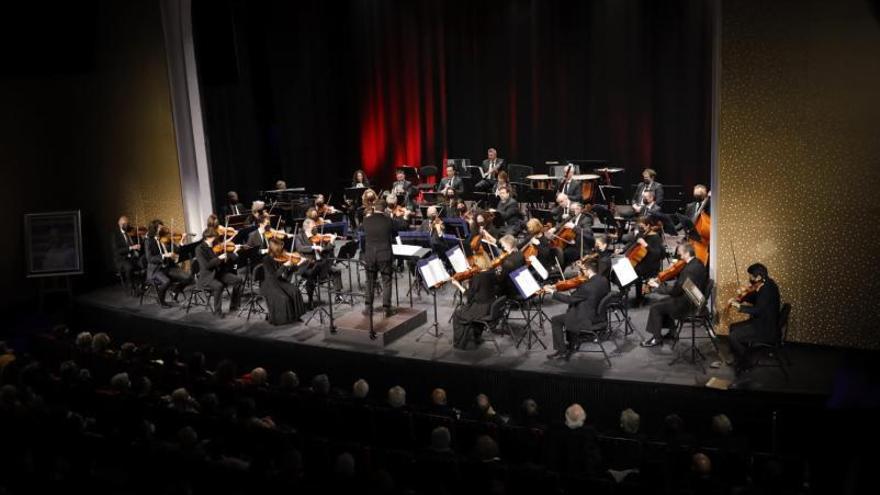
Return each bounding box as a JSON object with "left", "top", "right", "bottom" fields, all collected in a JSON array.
[
  {"left": 138, "top": 278, "right": 161, "bottom": 306},
  {"left": 669, "top": 279, "right": 717, "bottom": 370},
  {"left": 239, "top": 263, "right": 267, "bottom": 321},
  {"left": 460, "top": 296, "right": 509, "bottom": 353},
  {"left": 570, "top": 292, "right": 615, "bottom": 367},
  {"left": 607, "top": 289, "right": 640, "bottom": 339},
  {"left": 418, "top": 165, "right": 439, "bottom": 187},
  {"left": 746, "top": 302, "right": 792, "bottom": 378},
  {"left": 184, "top": 259, "right": 213, "bottom": 314},
  {"left": 507, "top": 163, "right": 534, "bottom": 184}
]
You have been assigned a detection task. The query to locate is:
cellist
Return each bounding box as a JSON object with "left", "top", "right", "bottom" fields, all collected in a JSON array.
[
  {"left": 548, "top": 201, "right": 594, "bottom": 268},
  {"left": 620, "top": 216, "right": 664, "bottom": 305}
]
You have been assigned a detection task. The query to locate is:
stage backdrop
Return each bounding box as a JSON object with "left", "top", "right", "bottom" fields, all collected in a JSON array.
[
  {"left": 0, "top": 0, "right": 184, "bottom": 306},
  {"left": 717, "top": 0, "right": 880, "bottom": 349},
  {"left": 193, "top": 0, "right": 713, "bottom": 209}
]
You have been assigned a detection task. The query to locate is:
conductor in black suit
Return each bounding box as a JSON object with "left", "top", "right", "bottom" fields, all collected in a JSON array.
[
  {"left": 195, "top": 229, "right": 243, "bottom": 317},
  {"left": 112, "top": 215, "right": 143, "bottom": 291},
  {"left": 361, "top": 199, "right": 397, "bottom": 317},
  {"left": 546, "top": 261, "right": 610, "bottom": 360},
  {"left": 641, "top": 243, "right": 707, "bottom": 347}
]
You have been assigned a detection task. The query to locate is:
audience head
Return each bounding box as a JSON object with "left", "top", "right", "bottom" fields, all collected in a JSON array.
[
  {"left": 430, "top": 426, "right": 452, "bottom": 451},
  {"left": 250, "top": 367, "right": 268, "bottom": 386},
  {"left": 215, "top": 359, "right": 237, "bottom": 385},
  {"left": 664, "top": 413, "right": 685, "bottom": 436},
  {"left": 620, "top": 408, "right": 641, "bottom": 435},
  {"left": 712, "top": 414, "right": 733, "bottom": 436},
  {"left": 75, "top": 331, "right": 93, "bottom": 351},
  {"left": 335, "top": 452, "right": 356, "bottom": 478},
  {"left": 311, "top": 374, "right": 331, "bottom": 396},
  {"left": 522, "top": 398, "right": 539, "bottom": 418},
  {"left": 692, "top": 452, "right": 712, "bottom": 476},
  {"left": 475, "top": 435, "right": 500, "bottom": 462},
  {"left": 279, "top": 371, "right": 299, "bottom": 390},
  {"left": 565, "top": 403, "right": 586, "bottom": 429},
  {"left": 352, "top": 379, "right": 370, "bottom": 399},
  {"left": 110, "top": 372, "right": 131, "bottom": 392},
  {"left": 388, "top": 385, "right": 406, "bottom": 408},
  {"left": 177, "top": 426, "right": 199, "bottom": 450},
  {"left": 92, "top": 332, "right": 111, "bottom": 353},
  {"left": 431, "top": 388, "right": 447, "bottom": 406}
]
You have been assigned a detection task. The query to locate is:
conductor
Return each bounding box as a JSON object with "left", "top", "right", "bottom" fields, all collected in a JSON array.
[{"left": 362, "top": 198, "right": 397, "bottom": 318}]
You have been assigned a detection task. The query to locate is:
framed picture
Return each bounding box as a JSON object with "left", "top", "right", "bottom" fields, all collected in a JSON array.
[{"left": 24, "top": 210, "right": 84, "bottom": 278}]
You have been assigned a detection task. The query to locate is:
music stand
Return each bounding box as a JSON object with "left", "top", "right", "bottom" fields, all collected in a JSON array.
[
  {"left": 509, "top": 266, "right": 547, "bottom": 351},
  {"left": 415, "top": 255, "right": 448, "bottom": 341}
]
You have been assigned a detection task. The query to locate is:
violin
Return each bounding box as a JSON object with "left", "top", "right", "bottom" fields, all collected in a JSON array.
[
  {"left": 211, "top": 239, "right": 239, "bottom": 255},
  {"left": 542, "top": 274, "right": 587, "bottom": 294},
  {"left": 309, "top": 233, "right": 336, "bottom": 245},
  {"left": 158, "top": 228, "right": 184, "bottom": 245},
  {"left": 273, "top": 251, "right": 305, "bottom": 266},
  {"left": 642, "top": 259, "right": 686, "bottom": 295},
  {"left": 125, "top": 225, "right": 148, "bottom": 239},
  {"left": 732, "top": 281, "right": 762, "bottom": 304},
  {"left": 215, "top": 225, "right": 237, "bottom": 238},
  {"left": 265, "top": 228, "right": 287, "bottom": 240}
]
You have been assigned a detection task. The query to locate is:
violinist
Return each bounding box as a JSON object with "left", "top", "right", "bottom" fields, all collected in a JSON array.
[
  {"left": 493, "top": 171, "right": 515, "bottom": 200},
  {"left": 640, "top": 243, "right": 707, "bottom": 347},
  {"left": 494, "top": 186, "right": 523, "bottom": 235},
  {"left": 497, "top": 235, "right": 525, "bottom": 297},
  {"left": 437, "top": 165, "right": 464, "bottom": 197},
  {"left": 625, "top": 217, "right": 664, "bottom": 305},
  {"left": 391, "top": 169, "right": 416, "bottom": 209},
  {"left": 315, "top": 194, "right": 338, "bottom": 218},
  {"left": 593, "top": 235, "right": 613, "bottom": 281},
  {"left": 726, "top": 263, "right": 780, "bottom": 373},
  {"left": 112, "top": 215, "right": 142, "bottom": 292},
  {"left": 296, "top": 209, "right": 343, "bottom": 309},
  {"left": 519, "top": 218, "right": 554, "bottom": 269},
  {"left": 206, "top": 214, "right": 220, "bottom": 231},
  {"left": 261, "top": 237, "right": 307, "bottom": 325},
  {"left": 195, "top": 228, "right": 243, "bottom": 317},
  {"left": 145, "top": 219, "right": 193, "bottom": 307},
  {"left": 451, "top": 263, "right": 500, "bottom": 349},
  {"left": 222, "top": 191, "right": 245, "bottom": 221},
  {"left": 249, "top": 200, "right": 266, "bottom": 227},
  {"left": 351, "top": 169, "right": 371, "bottom": 189},
  {"left": 546, "top": 260, "right": 609, "bottom": 360}
]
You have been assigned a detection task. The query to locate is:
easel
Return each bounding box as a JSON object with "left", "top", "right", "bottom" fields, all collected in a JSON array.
[{"left": 36, "top": 275, "right": 74, "bottom": 311}]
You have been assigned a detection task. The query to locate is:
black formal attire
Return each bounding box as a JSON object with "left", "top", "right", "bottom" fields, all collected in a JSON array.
[
  {"left": 596, "top": 248, "right": 614, "bottom": 281},
  {"left": 550, "top": 275, "right": 610, "bottom": 351},
  {"left": 475, "top": 157, "right": 505, "bottom": 191},
  {"left": 556, "top": 177, "right": 582, "bottom": 203},
  {"left": 550, "top": 423, "right": 603, "bottom": 477},
  {"left": 632, "top": 180, "right": 664, "bottom": 206},
  {"left": 145, "top": 236, "right": 193, "bottom": 304},
  {"left": 452, "top": 270, "right": 498, "bottom": 348},
  {"left": 498, "top": 250, "right": 526, "bottom": 298},
  {"left": 559, "top": 212, "right": 595, "bottom": 267},
  {"left": 221, "top": 202, "right": 245, "bottom": 222},
  {"left": 361, "top": 212, "right": 395, "bottom": 309},
  {"left": 437, "top": 176, "right": 464, "bottom": 196},
  {"left": 111, "top": 228, "right": 142, "bottom": 290},
  {"left": 240, "top": 228, "right": 269, "bottom": 274},
  {"left": 632, "top": 233, "right": 664, "bottom": 301},
  {"left": 728, "top": 278, "right": 781, "bottom": 360},
  {"left": 195, "top": 242, "right": 243, "bottom": 315},
  {"left": 644, "top": 258, "right": 707, "bottom": 340},
  {"left": 519, "top": 235, "right": 556, "bottom": 271},
  {"left": 495, "top": 197, "right": 523, "bottom": 235},
  {"left": 260, "top": 256, "right": 306, "bottom": 325},
  {"left": 676, "top": 197, "right": 710, "bottom": 242},
  {"left": 351, "top": 178, "right": 371, "bottom": 188},
  {"left": 294, "top": 232, "right": 342, "bottom": 306},
  {"left": 391, "top": 179, "right": 416, "bottom": 209}
]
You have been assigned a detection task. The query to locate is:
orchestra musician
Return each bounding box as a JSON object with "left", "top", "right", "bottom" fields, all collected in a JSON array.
[
  {"left": 145, "top": 219, "right": 193, "bottom": 307},
  {"left": 438, "top": 165, "right": 464, "bottom": 197},
  {"left": 261, "top": 237, "right": 307, "bottom": 325},
  {"left": 726, "top": 263, "right": 781, "bottom": 374},
  {"left": 498, "top": 235, "right": 525, "bottom": 297},
  {"left": 195, "top": 228, "right": 243, "bottom": 318},
  {"left": 221, "top": 191, "right": 245, "bottom": 221},
  {"left": 296, "top": 208, "right": 343, "bottom": 308},
  {"left": 551, "top": 193, "right": 573, "bottom": 226},
  {"left": 493, "top": 171, "right": 515, "bottom": 200},
  {"left": 627, "top": 216, "right": 665, "bottom": 305},
  {"left": 556, "top": 164, "right": 582, "bottom": 203},
  {"left": 361, "top": 198, "right": 397, "bottom": 317},
  {"left": 249, "top": 201, "right": 266, "bottom": 227},
  {"left": 112, "top": 215, "right": 142, "bottom": 292},
  {"left": 315, "top": 194, "right": 338, "bottom": 217},
  {"left": 632, "top": 168, "right": 664, "bottom": 208},
  {"left": 475, "top": 147, "right": 506, "bottom": 192},
  {"left": 494, "top": 186, "right": 523, "bottom": 235},
  {"left": 545, "top": 260, "right": 610, "bottom": 360},
  {"left": 549, "top": 202, "right": 594, "bottom": 268},
  {"left": 451, "top": 266, "right": 499, "bottom": 349},
  {"left": 275, "top": 179, "right": 288, "bottom": 190},
  {"left": 593, "top": 235, "right": 613, "bottom": 281},
  {"left": 391, "top": 169, "right": 416, "bottom": 209},
  {"left": 206, "top": 214, "right": 220, "bottom": 231},
  {"left": 640, "top": 243, "right": 707, "bottom": 347},
  {"left": 520, "top": 218, "right": 555, "bottom": 269},
  {"left": 632, "top": 189, "right": 660, "bottom": 217},
  {"left": 677, "top": 184, "right": 710, "bottom": 241},
  {"left": 351, "top": 169, "right": 371, "bottom": 189}
]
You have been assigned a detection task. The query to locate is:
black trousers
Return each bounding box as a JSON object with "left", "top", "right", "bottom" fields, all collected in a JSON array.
[
  {"left": 152, "top": 266, "right": 193, "bottom": 303},
  {"left": 365, "top": 258, "right": 393, "bottom": 308},
  {"left": 202, "top": 272, "right": 243, "bottom": 313},
  {"left": 116, "top": 258, "right": 138, "bottom": 289},
  {"left": 728, "top": 321, "right": 775, "bottom": 359},
  {"left": 645, "top": 297, "right": 690, "bottom": 340},
  {"left": 551, "top": 314, "right": 575, "bottom": 351}
]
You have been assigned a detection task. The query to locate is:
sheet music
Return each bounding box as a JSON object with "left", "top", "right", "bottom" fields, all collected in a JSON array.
[
  {"left": 391, "top": 244, "right": 423, "bottom": 257},
  {"left": 528, "top": 256, "right": 549, "bottom": 280},
  {"left": 446, "top": 246, "right": 470, "bottom": 274},
  {"left": 682, "top": 278, "right": 705, "bottom": 308},
  {"left": 418, "top": 256, "right": 450, "bottom": 288},
  {"left": 612, "top": 255, "right": 638, "bottom": 287},
  {"left": 510, "top": 266, "right": 541, "bottom": 299}
]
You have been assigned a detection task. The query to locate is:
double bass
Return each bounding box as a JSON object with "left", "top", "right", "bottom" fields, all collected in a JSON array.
[{"left": 690, "top": 192, "right": 711, "bottom": 265}]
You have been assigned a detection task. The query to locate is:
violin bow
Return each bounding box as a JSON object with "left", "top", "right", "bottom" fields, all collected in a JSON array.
[{"left": 730, "top": 239, "right": 742, "bottom": 288}]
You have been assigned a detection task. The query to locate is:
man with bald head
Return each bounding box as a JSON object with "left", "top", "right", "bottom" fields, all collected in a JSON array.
[{"left": 112, "top": 215, "right": 142, "bottom": 292}]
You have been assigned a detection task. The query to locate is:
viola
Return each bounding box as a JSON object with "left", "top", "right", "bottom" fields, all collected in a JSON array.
[
  {"left": 158, "top": 230, "right": 184, "bottom": 245},
  {"left": 548, "top": 274, "right": 588, "bottom": 293}
]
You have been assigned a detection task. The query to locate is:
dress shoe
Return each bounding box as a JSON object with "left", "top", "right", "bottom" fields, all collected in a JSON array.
[
  {"left": 640, "top": 337, "right": 660, "bottom": 347},
  {"left": 547, "top": 350, "right": 565, "bottom": 360},
  {"left": 384, "top": 307, "right": 398, "bottom": 318}
]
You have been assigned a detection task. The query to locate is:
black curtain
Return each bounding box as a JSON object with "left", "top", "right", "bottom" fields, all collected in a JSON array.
[{"left": 194, "top": 0, "right": 712, "bottom": 210}]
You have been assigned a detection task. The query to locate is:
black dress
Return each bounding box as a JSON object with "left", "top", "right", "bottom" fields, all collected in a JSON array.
[{"left": 260, "top": 256, "right": 306, "bottom": 325}]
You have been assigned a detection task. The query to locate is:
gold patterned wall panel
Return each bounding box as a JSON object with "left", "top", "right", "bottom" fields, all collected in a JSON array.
[{"left": 717, "top": 0, "right": 880, "bottom": 349}]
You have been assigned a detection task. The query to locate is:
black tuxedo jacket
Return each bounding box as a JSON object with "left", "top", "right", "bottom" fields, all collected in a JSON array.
[
  {"left": 145, "top": 236, "right": 167, "bottom": 279},
  {"left": 496, "top": 198, "right": 522, "bottom": 226},
  {"left": 111, "top": 229, "right": 136, "bottom": 264},
  {"left": 437, "top": 176, "right": 464, "bottom": 196},
  {"left": 222, "top": 202, "right": 246, "bottom": 220},
  {"left": 246, "top": 229, "right": 267, "bottom": 250},
  {"left": 739, "top": 278, "right": 781, "bottom": 340},
  {"left": 632, "top": 181, "right": 664, "bottom": 206},
  {"left": 361, "top": 212, "right": 395, "bottom": 264},
  {"left": 556, "top": 178, "right": 582, "bottom": 203},
  {"left": 480, "top": 158, "right": 506, "bottom": 177},
  {"left": 195, "top": 242, "right": 236, "bottom": 285},
  {"left": 552, "top": 275, "right": 610, "bottom": 330},
  {"left": 656, "top": 258, "right": 707, "bottom": 312}
]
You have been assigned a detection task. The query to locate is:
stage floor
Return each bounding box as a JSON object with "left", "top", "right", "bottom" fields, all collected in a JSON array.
[{"left": 76, "top": 275, "right": 839, "bottom": 397}]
